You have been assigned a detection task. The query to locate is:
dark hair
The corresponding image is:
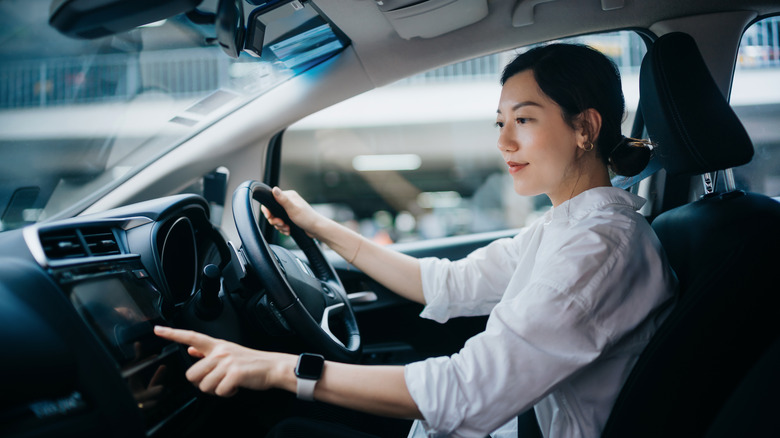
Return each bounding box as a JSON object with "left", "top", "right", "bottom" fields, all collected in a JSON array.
[{"left": 500, "top": 43, "right": 651, "bottom": 177}]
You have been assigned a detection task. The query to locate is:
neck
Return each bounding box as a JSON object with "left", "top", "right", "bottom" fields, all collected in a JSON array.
[{"left": 549, "top": 162, "right": 612, "bottom": 207}]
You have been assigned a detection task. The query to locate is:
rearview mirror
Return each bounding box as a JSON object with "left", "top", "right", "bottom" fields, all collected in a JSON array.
[{"left": 49, "top": 0, "right": 204, "bottom": 39}]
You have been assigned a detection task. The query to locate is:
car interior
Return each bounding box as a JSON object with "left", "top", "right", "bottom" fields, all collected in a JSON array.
[{"left": 1, "top": 0, "right": 779, "bottom": 437}]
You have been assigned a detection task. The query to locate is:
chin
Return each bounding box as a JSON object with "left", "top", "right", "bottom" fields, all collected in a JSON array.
[{"left": 512, "top": 184, "right": 543, "bottom": 199}]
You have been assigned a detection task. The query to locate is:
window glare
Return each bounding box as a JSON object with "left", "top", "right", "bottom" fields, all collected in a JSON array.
[
  {"left": 0, "top": 0, "right": 347, "bottom": 233},
  {"left": 281, "top": 31, "right": 647, "bottom": 246},
  {"left": 727, "top": 16, "right": 780, "bottom": 200}
]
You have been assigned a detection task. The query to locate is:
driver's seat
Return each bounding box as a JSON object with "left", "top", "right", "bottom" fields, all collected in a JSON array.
[{"left": 601, "top": 32, "right": 780, "bottom": 437}]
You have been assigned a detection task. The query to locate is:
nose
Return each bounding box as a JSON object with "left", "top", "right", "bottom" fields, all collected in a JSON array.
[{"left": 497, "top": 125, "right": 518, "bottom": 152}]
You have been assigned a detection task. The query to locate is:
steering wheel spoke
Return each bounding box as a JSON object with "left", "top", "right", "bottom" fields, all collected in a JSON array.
[{"left": 320, "top": 303, "right": 347, "bottom": 348}]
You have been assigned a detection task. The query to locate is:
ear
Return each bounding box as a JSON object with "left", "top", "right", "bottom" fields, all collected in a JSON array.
[{"left": 575, "top": 108, "right": 602, "bottom": 146}]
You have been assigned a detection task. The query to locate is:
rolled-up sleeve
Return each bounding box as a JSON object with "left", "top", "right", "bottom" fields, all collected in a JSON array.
[
  {"left": 406, "top": 279, "right": 607, "bottom": 437},
  {"left": 419, "top": 233, "right": 532, "bottom": 323}
]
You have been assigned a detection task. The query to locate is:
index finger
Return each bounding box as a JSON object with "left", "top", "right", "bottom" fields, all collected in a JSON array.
[{"left": 154, "top": 326, "right": 216, "bottom": 353}]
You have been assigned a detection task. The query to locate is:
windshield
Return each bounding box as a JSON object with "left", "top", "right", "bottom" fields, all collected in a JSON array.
[{"left": 0, "top": 0, "right": 346, "bottom": 232}]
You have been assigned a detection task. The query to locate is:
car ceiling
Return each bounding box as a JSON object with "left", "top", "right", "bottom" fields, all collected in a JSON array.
[{"left": 315, "top": 0, "right": 779, "bottom": 88}]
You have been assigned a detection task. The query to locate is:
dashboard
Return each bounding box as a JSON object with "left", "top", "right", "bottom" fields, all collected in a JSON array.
[{"left": 0, "top": 194, "right": 236, "bottom": 438}]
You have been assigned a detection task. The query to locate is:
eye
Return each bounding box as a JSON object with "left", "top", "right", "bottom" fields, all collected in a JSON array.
[
  {"left": 495, "top": 121, "right": 504, "bottom": 128},
  {"left": 516, "top": 117, "right": 529, "bottom": 124}
]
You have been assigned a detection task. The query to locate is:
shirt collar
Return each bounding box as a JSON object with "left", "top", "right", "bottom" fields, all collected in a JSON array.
[{"left": 545, "top": 186, "right": 647, "bottom": 223}]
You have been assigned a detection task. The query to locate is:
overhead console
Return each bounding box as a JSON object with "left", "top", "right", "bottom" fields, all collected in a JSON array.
[
  {"left": 510, "top": 0, "right": 625, "bottom": 27},
  {"left": 373, "top": 0, "right": 488, "bottom": 39}
]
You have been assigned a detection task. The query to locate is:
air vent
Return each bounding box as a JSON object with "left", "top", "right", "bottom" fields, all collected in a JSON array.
[
  {"left": 82, "top": 228, "right": 121, "bottom": 256},
  {"left": 39, "top": 227, "right": 121, "bottom": 260},
  {"left": 40, "top": 230, "right": 87, "bottom": 260}
]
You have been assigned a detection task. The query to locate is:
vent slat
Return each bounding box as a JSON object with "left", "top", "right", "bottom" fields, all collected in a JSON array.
[
  {"left": 41, "top": 231, "right": 87, "bottom": 259},
  {"left": 83, "top": 230, "right": 120, "bottom": 256},
  {"left": 40, "top": 227, "right": 121, "bottom": 260}
]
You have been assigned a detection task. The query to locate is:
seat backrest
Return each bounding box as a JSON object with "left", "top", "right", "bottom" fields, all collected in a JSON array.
[
  {"left": 704, "top": 335, "right": 780, "bottom": 438},
  {"left": 601, "top": 32, "right": 780, "bottom": 437}
]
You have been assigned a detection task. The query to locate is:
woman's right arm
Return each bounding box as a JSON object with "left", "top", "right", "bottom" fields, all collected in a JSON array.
[{"left": 262, "top": 187, "right": 425, "bottom": 305}]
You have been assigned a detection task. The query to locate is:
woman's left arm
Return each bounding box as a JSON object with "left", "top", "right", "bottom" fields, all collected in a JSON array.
[{"left": 154, "top": 326, "right": 423, "bottom": 419}]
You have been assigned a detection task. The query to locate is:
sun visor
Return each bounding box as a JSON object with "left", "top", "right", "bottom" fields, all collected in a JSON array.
[{"left": 376, "top": 0, "right": 488, "bottom": 40}]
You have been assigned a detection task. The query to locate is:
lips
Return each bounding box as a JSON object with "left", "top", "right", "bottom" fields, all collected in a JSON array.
[{"left": 507, "top": 161, "right": 528, "bottom": 174}]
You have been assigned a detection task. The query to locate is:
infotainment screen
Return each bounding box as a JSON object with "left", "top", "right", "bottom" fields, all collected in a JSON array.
[
  {"left": 70, "top": 272, "right": 165, "bottom": 366},
  {"left": 65, "top": 266, "right": 196, "bottom": 431}
]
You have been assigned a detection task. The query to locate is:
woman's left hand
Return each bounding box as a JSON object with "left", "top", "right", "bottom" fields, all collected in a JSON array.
[{"left": 154, "top": 326, "right": 294, "bottom": 397}]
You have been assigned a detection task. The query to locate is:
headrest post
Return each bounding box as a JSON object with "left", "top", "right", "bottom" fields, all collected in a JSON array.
[
  {"left": 724, "top": 168, "right": 737, "bottom": 191},
  {"left": 701, "top": 172, "right": 715, "bottom": 194}
]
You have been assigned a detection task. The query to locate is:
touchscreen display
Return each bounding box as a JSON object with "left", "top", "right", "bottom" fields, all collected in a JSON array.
[
  {"left": 70, "top": 273, "right": 166, "bottom": 367},
  {"left": 68, "top": 271, "right": 196, "bottom": 430}
]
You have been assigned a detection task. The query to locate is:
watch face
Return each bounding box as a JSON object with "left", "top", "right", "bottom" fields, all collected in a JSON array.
[{"left": 295, "top": 353, "right": 325, "bottom": 380}]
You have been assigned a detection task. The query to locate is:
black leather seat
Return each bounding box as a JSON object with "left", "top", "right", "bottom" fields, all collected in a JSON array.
[
  {"left": 601, "top": 32, "right": 780, "bottom": 437},
  {"left": 704, "top": 335, "right": 780, "bottom": 438}
]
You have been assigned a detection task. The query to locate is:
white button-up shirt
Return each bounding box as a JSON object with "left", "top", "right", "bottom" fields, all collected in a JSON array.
[{"left": 404, "top": 187, "right": 677, "bottom": 438}]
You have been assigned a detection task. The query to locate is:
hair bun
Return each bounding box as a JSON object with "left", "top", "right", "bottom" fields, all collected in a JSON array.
[{"left": 608, "top": 136, "right": 654, "bottom": 177}]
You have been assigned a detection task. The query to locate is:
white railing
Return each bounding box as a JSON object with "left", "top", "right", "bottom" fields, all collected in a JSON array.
[
  {"left": 2, "top": 18, "right": 779, "bottom": 110},
  {"left": 738, "top": 16, "right": 780, "bottom": 69}
]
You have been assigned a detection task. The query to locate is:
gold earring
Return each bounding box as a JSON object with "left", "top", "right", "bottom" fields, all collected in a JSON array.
[{"left": 582, "top": 141, "right": 594, "bottom": 152}]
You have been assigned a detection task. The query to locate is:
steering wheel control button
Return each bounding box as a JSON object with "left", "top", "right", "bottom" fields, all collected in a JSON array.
[
  {"left": 295, "top": 353, "right": 325, "bottom": 401},
  {"left": 321, "top": 283, "right": 336, "bottom": 298}
]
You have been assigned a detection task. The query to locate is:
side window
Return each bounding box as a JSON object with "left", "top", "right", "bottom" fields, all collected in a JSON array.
[
  {"left": 731, "top": 16, "right": 780, "bottom": 199},
  {"left": 280, "top": 31, "right": 647, "bottom": 246}
]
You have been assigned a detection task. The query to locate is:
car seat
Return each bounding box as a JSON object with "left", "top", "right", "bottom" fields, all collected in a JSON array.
[
  {"left": 703, "top": 334, "right": 780, "bottom": 437},
  {"left": 600, "top": 32, "right": 780, "bottom": 437}
]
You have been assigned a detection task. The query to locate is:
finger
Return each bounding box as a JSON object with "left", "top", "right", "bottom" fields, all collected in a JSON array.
[
  {"left": 214, "top": 373, "right": 240, "bottom": 398},
  {"left": 149, "top": 364, "right": 167, "bottom": 387},
  {"left": 185, "top": 354, "right": 219, "bottom": 386},
  {"left": 194, "top": 359, "right": 232, "bottom": 395},
  {"left": 261, "top": 200, "right": 290, "bottom": 235},
  {"left": 135, "top": 384, "right": 165, "bottom": 403},
  {"left": 276, "top": 224, "right": 290, "bottom": 236},
  {"left": 272, "top": 186, "right": 284, "bottom": 200},
  {"left": 270, "top": 187, "right": 288, "bottom": 211},
  {"left": 269, "top": 218, "right": 290, "bottom": 235},
  {"left": 154, "top": 326, "right": 216, "bottom": 354},
  {"left": 267, "top": 217, "right": 286, "bottom": 228},
  {"left": 188, "top": 346, "right": 206, "bottom": 358},
  {"left": 260, "top": 204, "right": 275, "bottom": 221},
  {"left": 197, "top": 368, "right": 223, "bottom": 395}
]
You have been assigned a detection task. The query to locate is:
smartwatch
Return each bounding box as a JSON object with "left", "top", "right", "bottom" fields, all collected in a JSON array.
[{"left": 295, "top": 353, "right": 325, "bottom": 401}]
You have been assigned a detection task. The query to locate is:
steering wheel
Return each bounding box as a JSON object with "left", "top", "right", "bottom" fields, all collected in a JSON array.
[{"left": 232, "top": 180, "right": 361, "bottom": 363}]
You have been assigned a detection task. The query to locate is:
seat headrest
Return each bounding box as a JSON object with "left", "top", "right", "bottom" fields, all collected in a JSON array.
[{"left": 640, "top": 32, "right": 753, "bottom": 176}]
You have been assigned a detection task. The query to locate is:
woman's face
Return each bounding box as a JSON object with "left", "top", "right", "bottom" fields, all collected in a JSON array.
[{"left": 496, "top": 70, "right": 585, "bottom": 206}]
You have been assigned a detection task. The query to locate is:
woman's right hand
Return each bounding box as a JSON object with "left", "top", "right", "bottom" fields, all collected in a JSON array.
[
  {"left": 261, "top": 187, "right": 324, "bottom": 238},
  {"left": 263, "top": 188, "right": 425, "bottom": 305}
]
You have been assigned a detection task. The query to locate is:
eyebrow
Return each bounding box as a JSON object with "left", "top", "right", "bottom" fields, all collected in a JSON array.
[{"left": 496, "top": 101, "right": 543, "bottom": 114}]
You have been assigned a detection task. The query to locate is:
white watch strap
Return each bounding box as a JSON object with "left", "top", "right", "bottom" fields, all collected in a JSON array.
[{"left": 296, "top": 377, "right": 317, "bottom": 401}]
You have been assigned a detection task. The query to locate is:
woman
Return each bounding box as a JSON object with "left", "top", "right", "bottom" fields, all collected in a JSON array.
[{"left": 155, "top": 43, "right": 676, "bottom": 437}]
